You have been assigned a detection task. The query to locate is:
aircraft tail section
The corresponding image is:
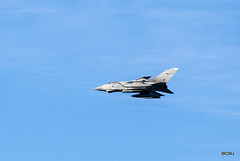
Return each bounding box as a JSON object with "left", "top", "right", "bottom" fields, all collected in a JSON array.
[{"left": 152, "top": 68, "right": 179, "bottom": 83}]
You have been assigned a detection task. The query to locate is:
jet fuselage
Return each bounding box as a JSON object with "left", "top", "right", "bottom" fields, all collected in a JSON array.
[{"left": 94, "top": 68, "right": 179, "bottom": 99}]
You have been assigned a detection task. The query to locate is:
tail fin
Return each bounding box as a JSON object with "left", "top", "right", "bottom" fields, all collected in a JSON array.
[{"left": 152, "top": 68, "right": 179, "bottom": 83}]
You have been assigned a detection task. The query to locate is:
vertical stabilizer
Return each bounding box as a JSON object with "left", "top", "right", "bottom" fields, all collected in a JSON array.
[{"left": 152, "top": 68, "right": 179, "bottom": 83}]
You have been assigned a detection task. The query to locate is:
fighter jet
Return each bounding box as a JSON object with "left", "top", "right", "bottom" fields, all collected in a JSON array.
[{"left": 94, "top": 68, "right": 179, "bottom": 99}]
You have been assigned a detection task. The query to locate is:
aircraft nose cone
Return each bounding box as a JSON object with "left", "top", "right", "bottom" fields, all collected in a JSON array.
[
  {"left": 94, "top": 86, "right": 102, "bottom": 91},
  {"left": 173, "top": 67, "right": 179, "bottom": 71}
]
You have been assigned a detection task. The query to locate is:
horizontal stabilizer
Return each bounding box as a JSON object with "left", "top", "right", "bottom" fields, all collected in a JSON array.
[
  {"left": 161, "top": 88, "right": 174, "bottom": 94},
  {"left": 152, "top": 91, "right": 165, "bottom": 96},
  {"left": 151, "top": 83, "right": 174, "bottom": 94}
]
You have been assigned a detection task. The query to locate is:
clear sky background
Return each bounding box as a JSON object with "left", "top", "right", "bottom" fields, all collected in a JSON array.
[{"left": 0, "top": 0, "right": 240, "bottom": 161}]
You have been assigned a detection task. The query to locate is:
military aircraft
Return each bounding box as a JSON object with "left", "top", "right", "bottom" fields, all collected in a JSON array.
[{"left": 94, "top": 68, "right": 179, "bottom": 99}]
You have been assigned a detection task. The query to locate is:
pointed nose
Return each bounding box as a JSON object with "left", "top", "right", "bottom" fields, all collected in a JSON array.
[
  {"left": 173, "top": 68, "right": 179, "bottom": 71},
  {"left": 94, "top": 86, "right": 103, "bottom": 91}
]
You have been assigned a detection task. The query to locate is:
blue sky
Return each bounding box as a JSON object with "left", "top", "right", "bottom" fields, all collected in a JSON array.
[{"left": 0, "top": 0, "right": 240, "bottom": 160}]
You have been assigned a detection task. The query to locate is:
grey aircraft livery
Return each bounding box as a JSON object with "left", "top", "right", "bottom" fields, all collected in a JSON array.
[{"left": 94, "top": 68, "right": 179, "bottom": 99}]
